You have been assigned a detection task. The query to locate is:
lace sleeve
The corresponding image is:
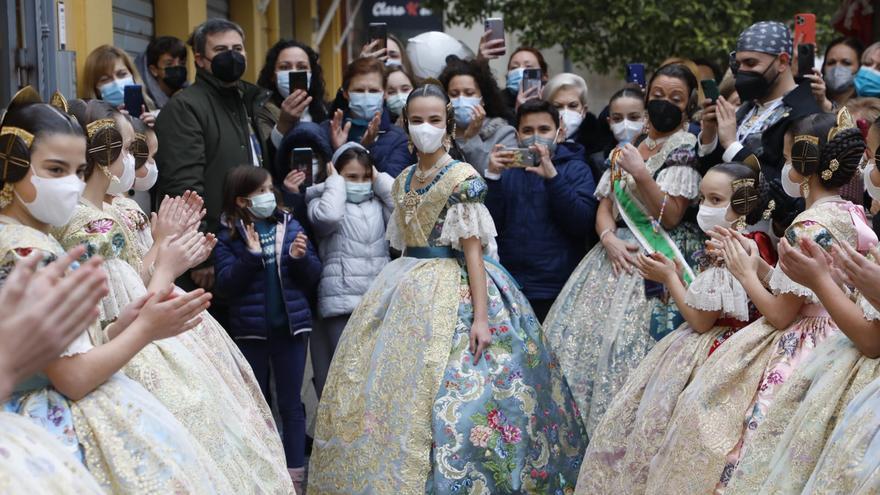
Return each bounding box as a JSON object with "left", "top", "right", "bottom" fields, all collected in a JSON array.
[
  {"left": 769, "top": 221, "right": 834, "bottom": 303},
  {"left": 437, "top": 203, "right": 498, "bottom": 250},
  {"left": 656, "top": 166, "right": 702, "bottom": 200},
  {"left": 385, "top": 211, "right": 405, "bottom": 252},
  {"left": 594, "top": 169, "right": 612, "bottom": 199},
  {"left": 684, "top": 266, "right": 750, "bottom": 321},
  {"left": 59, "top": 331, "right": 94, "bottom": 358},
  {"left": 859, "top": 296, "right": 880, "bottom": 321},
  {"left": 768, "top": 266, "right": 817, "bottom": 302}
]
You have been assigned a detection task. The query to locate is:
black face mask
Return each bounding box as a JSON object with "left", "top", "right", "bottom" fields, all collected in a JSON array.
[
  {"left": 734, "top": 60, "right": 780, "bottom": 102},
  {"left": 647, "top": 99, "right": 683, "bottom": 133},
  {"left": 209, "top": 50, "right": 246, "bottom": 83},
  {"left": 162, "top": 66, "right": 188, "bottom": 90}
]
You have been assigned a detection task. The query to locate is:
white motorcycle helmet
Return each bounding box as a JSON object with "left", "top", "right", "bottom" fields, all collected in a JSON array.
[{"left": 406, "top": 31, "right": 475, "bottom": 79}]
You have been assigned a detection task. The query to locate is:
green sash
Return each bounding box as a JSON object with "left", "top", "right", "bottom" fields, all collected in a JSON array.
[{"left": 612, "top": 180, "right": 695, "bottom": 283}]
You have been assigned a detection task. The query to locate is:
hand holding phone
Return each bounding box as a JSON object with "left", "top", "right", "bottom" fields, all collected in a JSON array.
[
  {"left": 482, "top": 18, "right": 506, "bottom": 58},
  {"left": 289, "top": 71, "right": 309, "bottom": 93},
  {"left": 503, "top": 147, "right": 538, "bottom": 168},
  {"left": 626, "top": 63, "right": 646, "bottom": 89},
  {"left": 368, "top": 23, "right": 388, "bottom": 54},
  {"left": 700, "top": 79, "right": 720, "bottom": 103},
  {"left": 291, "top": 148, "right": 314, "bottom": 190},
  {"left": 521, "top": 68, "right": 542, "bottom": 97},
  {"left": 124, "top": 85, "right": 145, "bottom": 118}
]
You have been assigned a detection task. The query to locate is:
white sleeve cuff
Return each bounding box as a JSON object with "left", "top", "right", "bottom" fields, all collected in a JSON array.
[
  {"left": 698, "top": 132, "right": 718, "bottom": 157},
  {"left": 484, "top": 169, "right": 502, "bottom": 180},
  {"left": 271, "top": 126, "right": 284, "bottom": 148},
  {"left": 722, "top": 141, "right": 745, "bottom": 163}
]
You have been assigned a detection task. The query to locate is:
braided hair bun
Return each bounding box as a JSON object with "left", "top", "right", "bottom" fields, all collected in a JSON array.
[
  {"left": 67, "top": 99, "right": 124, "bottom": 179},
  {"left": 818, "top": 127, "right": 865, "bottom": 189},
  {"left": 712, "top": 156, "right": 769, "bottom": 226}
]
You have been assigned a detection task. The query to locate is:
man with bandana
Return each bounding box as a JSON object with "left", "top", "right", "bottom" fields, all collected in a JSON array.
[{"left": 699, "top": 21, "right": 822, "bottom": 232}]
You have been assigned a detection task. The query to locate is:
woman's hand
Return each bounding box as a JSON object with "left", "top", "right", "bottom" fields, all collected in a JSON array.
[
  {"left": 139, "top": 107, "right": 157, "bottom": 127},
  {"left": 133, "top": 286, "right": 211, "bottom": 340},
  {"left": 616, "top": 143, "right": 648, "bottom": 180},
  {"left": 833, "top": 243, "right": 880, "bottom": 300},
  {"left": 603, "top": 232, "right": 640, "bottom": 276},
  {"left": 526, "top": 143, "right": 558, "bottom": 179},
  {"left": 189, "top": 234, "right": 217, "bottom": 269},
  {"left": 487, "top": 144, "right": 513, "bottom": 175},
  {"left": 244, "top": 223, "right": 262, "bottom": 254},
  {"left": 715, "top": 96, "right": 738, "bottom": 150},
  {"left": 359, "top": 39, "right": 387, "bottom": 61},
  {"left": 700, "top": 98, "right": 718, "bottom": 145},
  {"left": 469, "top": 319, "right": 492, "bottom": 365},
  {"left": 804, "top": 69, "right": 834, "bottom": 112},
  {"left": 284, "top": 170, "right": 307, "bottom": 194},
  {"left": 515, "top": 85, "right": 540, "bottom": 111},
  {"left": 778, "top": 237, "right": 832, "bottom": 288},
  {"left": 720, "top": 232, "right": 760, "bottom": 281},
  {"left": 289, "top": 232, "right": 308, "bottom": 259},
  {"left": 462, "top": 104, "right": 486, "bottom": 140},
  {"left": 635, "top": 252, "right": 677, "bottom": 285},
  {"left": 477, "top": 30, "right": 505, "bottom": 61},
  {"left": 156, "top": 230, "right": 208, "bottom": 279},
  {"left": 329, "top": 109, "right": 352, "bottom": 150},
  {"left": 277, "top": 90, "right": 313, "bottom": 135}
]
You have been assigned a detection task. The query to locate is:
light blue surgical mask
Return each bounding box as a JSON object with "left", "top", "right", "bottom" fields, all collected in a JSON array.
[
  {"left": 506, "top": 68, "right": 525, "bottom": 93},
  {"left": 345, "top": 181, "right": 373, "bottom": 204},
  {"left": 248, "top": 192, "right": 277, "bottom": 219},
  {"left": 855, "top": 66, "right": 880, "bottom": 97},
  {"left": 348, "top": 91, "right": 384, "bottom": 119},
  {"left": 275, "top": 70, "right": 312, "bottom": 98},
  {"left": 452, "top": 96, "right": 482, "bottom": 127},
  {"left": 519, "top": 130, "right": 559, "bottom": 156},
  {"left": 99, "top": 76, "right": 134, "bottom": 106},
  {"left": 386, "top": 92, "right": 409, "bottom": 116}
]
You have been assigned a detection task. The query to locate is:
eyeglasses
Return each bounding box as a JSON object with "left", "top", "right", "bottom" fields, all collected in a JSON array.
[{"left": 728, "top": 51, "right": 740, "bottom": 75}]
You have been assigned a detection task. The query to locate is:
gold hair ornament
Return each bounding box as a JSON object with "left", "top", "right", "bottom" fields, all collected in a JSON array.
[
  {"left": 86, "top": 118, "right": 117, "bottom": 139},
  {"left": 827, "top": 107, "right": 857, "bottom": 143}
]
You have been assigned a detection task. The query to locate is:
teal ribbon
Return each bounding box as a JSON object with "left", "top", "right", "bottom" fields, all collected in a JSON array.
[{"left": 403, "top": 246, "right": 521, "bottom": 289}]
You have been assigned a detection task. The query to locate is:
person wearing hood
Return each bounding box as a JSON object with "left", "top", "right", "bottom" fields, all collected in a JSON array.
[
  {"left": 155, "top": 18, "right": 269, "bottom": 295},
  {"left": 134, "top": 36, "right": 189, "bottom": 110},
  {"left": 304, "top": 142, "right": 394, "bottom": 397},
  {"left": 485, "top": 99, "right": 597, "bottom": 321},
  {"left": 327, "top": 57, "right": 413, "bottom": 177},
  {"left": 275, "top": 120, "right": 334, "bottom": 237},
  {"left": 699, "top": 20, "right": 822, "bottom": 233}
]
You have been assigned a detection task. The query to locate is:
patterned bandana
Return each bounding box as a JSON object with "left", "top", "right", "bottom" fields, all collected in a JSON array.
[{"left": 736, "top": 21, "right": 793, "bottom": 58}]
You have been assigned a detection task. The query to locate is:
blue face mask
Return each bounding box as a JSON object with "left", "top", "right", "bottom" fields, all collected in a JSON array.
[
  {"left": 452, "top": 96, "right": 482, "bottom": 127},
  {"left": 349, "top": 92, "right": 384, "bottom": 119},
  {"left": 519, "top": 130, "right": 559, "bottom": 156},
  {"left": 99, "top": 76, "right": 134, "bottom": 106},
  {"left": 506, "top": 68, "right": 525, "bottom": 93},
  {"left": 855, "top": 67, "right": 880, "bottom": 97},
  {"left": 247, "top": 192, "right": 277, "bottom": 219},
  {"left": 345, "top": 181, "right": 373, "bottom": 204}
]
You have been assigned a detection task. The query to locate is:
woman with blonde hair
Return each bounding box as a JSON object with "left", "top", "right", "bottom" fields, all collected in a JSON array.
[{"left": 82, "top": 44, "right": 158, "bottom": 126}]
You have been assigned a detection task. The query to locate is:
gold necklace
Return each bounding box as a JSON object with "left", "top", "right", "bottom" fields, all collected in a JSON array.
[
  {"left": 403, "top": 154, "right": 453, "bottom": 224},
  {"left": 413, "top": 154, "right": 452, "bottom": 183}
]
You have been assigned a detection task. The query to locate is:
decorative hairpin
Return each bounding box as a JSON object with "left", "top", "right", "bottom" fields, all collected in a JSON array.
[
  {"left": 762, "top": 199, "right": 776, "bottom": 220},
  {"left": 821, "top": 159, "right": 840, "bottom": 181},
  {"left": 794, "top": 134, "right": 819, "bottom": 146},
  {"left": 86, "top": 118, "right": 117, "bottom": 139},
  {"left": 0, "top": 127, "right": 34, "bottom": 148},
  {"left": 828, "top": 107, "right": 857, "bottom": 143},
  {"left": 49, "top": 91, "right": 69, "bottom": 114}
]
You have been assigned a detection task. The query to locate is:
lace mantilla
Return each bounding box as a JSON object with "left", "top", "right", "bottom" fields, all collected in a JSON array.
[{"left": 685, "top": 266, "right": 750, "bottom": 321}]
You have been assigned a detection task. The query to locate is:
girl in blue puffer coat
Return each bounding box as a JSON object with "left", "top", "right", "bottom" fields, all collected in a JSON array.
[{"left": 214, "top": 165, "right": 321, "bottom": 492}]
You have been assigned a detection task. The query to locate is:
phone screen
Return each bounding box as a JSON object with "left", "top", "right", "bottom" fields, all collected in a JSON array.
[
  {"left": 504, "top": 147, "right": 537, "bottom": 168},
  {"left": 626, "top": 63, "right": 646, "bottom": 88}
]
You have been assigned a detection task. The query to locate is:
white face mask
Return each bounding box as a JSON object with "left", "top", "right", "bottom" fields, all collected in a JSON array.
[
  {"left": 781, "top": 162, "right": 803, "bottom": 198},
  {"left": 560, "top": 109, "right": 584, "bottom": 139},
  {"left": 408, "top": 123, "right": 446, "bottom": 153},
  {"left": 696, "top": 204, "right": 732, "bottom": 233},
  {"left": 133, "top": 161, "right": 158, "bottom": 191},
  {"left": 16, "top": 168, "right": 85, "bottom": 227},
  {"left": 611, "top": 119, "right": 645, "bottom": 144},
  {"left": 107, "top": 152, "right": 136, "bottom": 194},
  {"left": 864, "top": 158, "right": 880, "bottom": 201}
]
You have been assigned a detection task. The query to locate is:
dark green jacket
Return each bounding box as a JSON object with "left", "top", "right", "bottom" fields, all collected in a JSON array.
[{"left": 155, "top": 68, "right": 270, "bottom": 234}]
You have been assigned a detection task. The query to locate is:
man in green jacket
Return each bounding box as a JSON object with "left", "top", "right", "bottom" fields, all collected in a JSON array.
[{"left": 155, "top": 18, "right": 269, "bottom": 290}]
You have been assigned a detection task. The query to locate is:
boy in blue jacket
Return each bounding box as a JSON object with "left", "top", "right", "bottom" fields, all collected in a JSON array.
[{"left": 485, "top": 99, "right": 598, "bottom": 321}]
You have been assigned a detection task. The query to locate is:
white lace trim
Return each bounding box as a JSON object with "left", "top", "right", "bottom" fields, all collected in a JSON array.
[
  {"left": 769, "top": 265, "right": 818, "bottom": 303},
  {"left": 385, "top": 210, "right": 405, "bottom": 252},
  {"left": 860, "top": 296, "right": 880, "bottom": 321},
  {"left": 595, "top": 169, "right": 612, "bottom": 199},
  {"left": 656, "top": 166, "right": 702, "bottom": 200},
  {"left": 59, "top": 331, "right": 94, "bottom": 358},
  {"left": 684, "top": 266, "right": 750, "bottom": 320},
  {"left": 437, "top": 203, "right": 498, "bottom": 250}
]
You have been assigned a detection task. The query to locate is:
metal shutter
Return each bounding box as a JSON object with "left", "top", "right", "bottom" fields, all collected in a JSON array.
[
  {"left": 112, "top": 0, "right": 155, "bottom": 58},
  {"left": 207, "top": 0, "right": 230, "bottom": 20}
]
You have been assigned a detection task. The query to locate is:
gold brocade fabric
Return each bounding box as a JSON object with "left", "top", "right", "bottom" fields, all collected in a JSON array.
[
  {"left": 393, "top": 162, "right": 477, "bottom": 247},
  {"left": 0, "top": 412, "right": 103, "bottom": 494},
  {"left": 576, "top": 325, "right": 732, "bottom": 494}
]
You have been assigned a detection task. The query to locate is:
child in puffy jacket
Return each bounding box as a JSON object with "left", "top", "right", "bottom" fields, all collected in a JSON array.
[
  {"left": 214, "top": 165, "right": 321, "bottom": 492},
  {"left": 305, "top": 142, "right": 394, "bottom": 397}
]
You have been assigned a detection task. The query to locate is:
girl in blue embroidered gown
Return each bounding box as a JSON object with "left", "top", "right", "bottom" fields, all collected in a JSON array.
[{"left": 309, "top": 83, "right": 587, "bottom": 494}]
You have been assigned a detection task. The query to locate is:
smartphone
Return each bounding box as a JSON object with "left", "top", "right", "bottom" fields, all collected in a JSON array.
[
  {"left": 798, "top": 43, "right": 816, "bottom": 79},
  {"left": 504, "top": 147, "right": 538, "bottom": 168},
  {"left": 123, "top": 85, "right": 145, "bottom": 118},
  {"left": 484, "top": 17, "right": 506, "bottom": 56},
  {"left": 794, "top": 13, "right": 817, "bottom": 46},
  {"left": 701, "top": 79, "right": 720, "bottom": 103},
  {"left": 522, "top": 68, "right": 542, "bottom": 96},
  {"left": 368, "top": 22, "right": 387, "bottom": 53},
  {"left": 291, "top": 148, "right": 314, "bottom": 190},
  {"left": 289, "top": 70, "right": 309, "bottom": 92},
  {"left": 626, "top": 63, "right": 646, "bottom": 89}
]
